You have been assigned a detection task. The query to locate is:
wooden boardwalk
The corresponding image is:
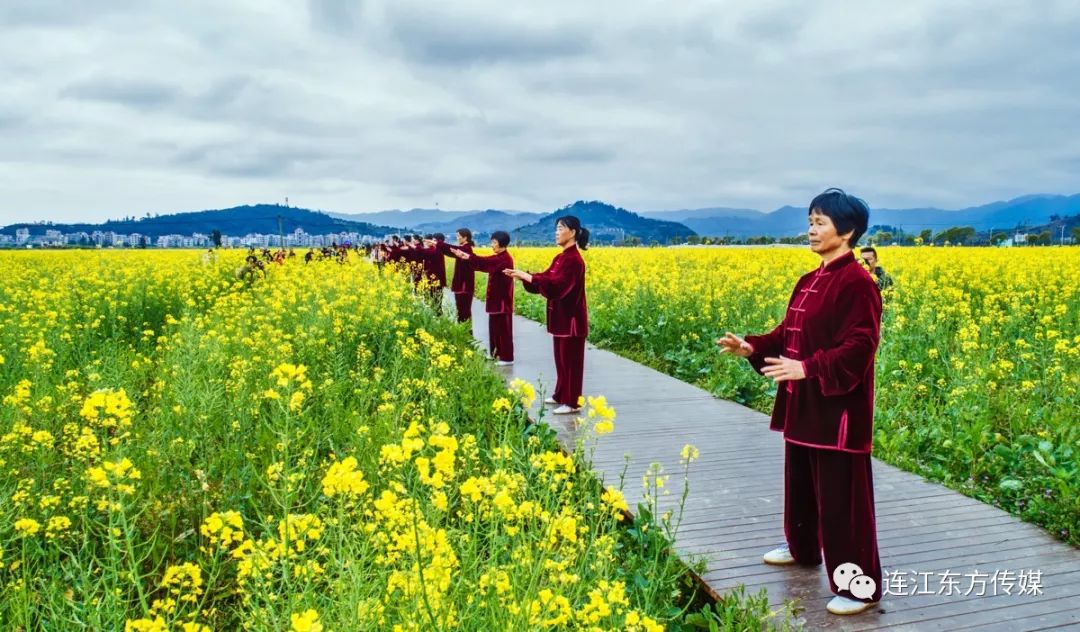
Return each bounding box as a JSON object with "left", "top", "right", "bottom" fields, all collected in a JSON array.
[{"left": 469, "top": 300, "right": 1080, "bottom": 630}]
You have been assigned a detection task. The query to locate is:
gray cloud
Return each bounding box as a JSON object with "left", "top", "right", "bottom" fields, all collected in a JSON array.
[
  {"left": 61, "top": 78, "right": 180, "bottom": 109},
  {"left": 0, "top": 0, "right": 138, "bottom": 27},
  {"left": 2, "top": 0, "right": 1079, "bottom": 224}
]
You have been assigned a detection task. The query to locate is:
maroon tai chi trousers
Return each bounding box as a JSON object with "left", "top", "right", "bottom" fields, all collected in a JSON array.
[
  {"left": 784, "top": 442, "right": 882, "bottom": 602},
  {"left": 454, "top": 293, "right": 472, "bottom": 323},
  {"left": 552, "top": 336, "right": 586, "bottom": 408},
  {"left": 488, "top": 313, "right": 513, "bottom": 361}
]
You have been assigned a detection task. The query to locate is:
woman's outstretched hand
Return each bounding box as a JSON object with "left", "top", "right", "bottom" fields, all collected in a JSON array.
[
  {"left": 716, "top": 332, "right": 754, "bottom": 357},
  {"left": 761, "top": 356, "right": 806, "bottom": 382},
  {"left": 503, "top": 269, "right": 532, "bottom": 283},
  {"left": 449, "top": 248, "right": 470, "bottom": 259}
]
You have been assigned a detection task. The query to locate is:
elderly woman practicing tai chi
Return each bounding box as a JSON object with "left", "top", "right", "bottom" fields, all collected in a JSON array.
[
  {"left": 717, "top": 188, "right": 884, "bottom": 616},
  {"left": 504, "top": 216, "right": 589, "bottom": 414}
]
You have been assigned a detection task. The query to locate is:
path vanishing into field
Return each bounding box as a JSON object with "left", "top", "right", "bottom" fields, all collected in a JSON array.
[{"left": 467, "top": 298, "right": 1080, "bottom": 631}]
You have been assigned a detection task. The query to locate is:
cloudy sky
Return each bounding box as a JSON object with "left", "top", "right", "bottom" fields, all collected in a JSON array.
[{"left": 3, "top": 0, "right": 1079, "bottom": 224}]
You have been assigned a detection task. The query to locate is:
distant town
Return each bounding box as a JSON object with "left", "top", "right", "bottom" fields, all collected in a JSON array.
[{"left": 1, "top": 227, "right": 379, "bottom": 249}]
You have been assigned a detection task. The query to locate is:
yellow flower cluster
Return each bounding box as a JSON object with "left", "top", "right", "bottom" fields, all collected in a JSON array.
[
  {"left": 200, "top": 511, "right": 245, "bottom": 552},
  {"left": 86, "top": 457, "right": 142, "bottom": 496},
  {"left": 291, "top": 609, "right": 323, "bottom": 632},
  {"left": 151, "top": 562, "right": 204, "bottom": 616},
  {"left": 14, "top": 518, "right": 41, "bottom": 537},
  {"left": 601, "top": 486, "right": 630, "bottom": 520},
  {"left": 583, "top": 395, "right": 616, "bottom": 435},
  {"left": 509, "top": 377, "right": 537, "bottom": 408},
  {"left": 80, "top": 388, "right": 135, "bottom": 430},
  {"left": 266, "top": 362, "right": 314, "bottom": 412},
  {"left": 321, "top": 456, "right": 370, "bottom": 497}
]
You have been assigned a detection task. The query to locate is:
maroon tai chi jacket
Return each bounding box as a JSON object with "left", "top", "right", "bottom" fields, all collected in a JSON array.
[
  {"left": 744, "top": 251, "right": 882, "bottom": 454},
  {"left": 418, "top": 244, "right": 447, "bottom": 288},
  {"left": 387, "top": 245, "right": 407, "bottom": 265},
  {"left": 522, "top": 244, "right": 588, "bottom": 338},
  {"left": 437, "top": 242, "right": 475, "bottom": 295},
  {"left": 468, "top": 250, "right": 515, "bottom": 314},
  {"left": 390, "top": 247, "right": 422, "bottom": 284}
]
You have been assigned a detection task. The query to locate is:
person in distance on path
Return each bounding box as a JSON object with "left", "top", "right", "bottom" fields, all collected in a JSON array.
[
  {"left": 717, "top": 188, "right": 884, "bottom": 616},
  {"left": 418, "top": 234, "right": 449, "bottom": 315},
  {"left": 438, "top": 228, "right": 476, "bottom": 323},
  {"left": 450, "top": 230, "right": 515, "bottom": 365}
]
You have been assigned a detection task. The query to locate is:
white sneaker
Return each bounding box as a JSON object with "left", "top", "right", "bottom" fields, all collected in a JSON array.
[
  {"left": 552, "top": 405, "right": 579, "bottom": 415},
  {"left": 762, "top": 544, "right": 796, "bottom": 565},
  {"left": 495, "top": 360, "right": 514, "bottom": 366},
  {"left": 544, "top": 397, "right": 558, "bottom": 405},
  {"left": 827, "top": 595, "right": 877, "bottom": 615}
]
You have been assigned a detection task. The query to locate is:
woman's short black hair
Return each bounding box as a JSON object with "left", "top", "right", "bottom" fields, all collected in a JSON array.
[
  {"left": 556, "top": 215, "right": 590, "bottom": 250},
  {"left": 808, "top": 188, "right": 869, "bottom": 247},
  {"left": 491, "top": 230, "right": 511, "bottom": 248}
]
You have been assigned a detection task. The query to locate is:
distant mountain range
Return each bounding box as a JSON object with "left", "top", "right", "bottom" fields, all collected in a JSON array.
[
  {"left": 5, "top": 193, "right": 1077, "bottom": 242},
  {"left": 1, "top": 202, "right": 693, "bottom": 245},
  {"left": 640, "top": 194, "right": 1080, "bottom": 237},
  {"left": 1, "top": 204, "right": 400, "bottom": 239},
  {"left": 328, "top": 193, "right": 1079, "bottom": 239}
]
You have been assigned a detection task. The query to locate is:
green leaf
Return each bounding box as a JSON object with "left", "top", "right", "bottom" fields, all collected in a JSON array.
[{"left": 999, "top": 478, "right": 1023, "bottom": 491}]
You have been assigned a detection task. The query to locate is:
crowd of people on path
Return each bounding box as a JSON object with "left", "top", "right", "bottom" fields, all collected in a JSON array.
[{"left": 369, "top": 218, "right": 591, "bottom": 415}]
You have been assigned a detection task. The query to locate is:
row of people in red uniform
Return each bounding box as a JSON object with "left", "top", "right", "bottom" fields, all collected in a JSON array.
[{"left": 376, "top": 217, "right": 590, "bottom": 415}]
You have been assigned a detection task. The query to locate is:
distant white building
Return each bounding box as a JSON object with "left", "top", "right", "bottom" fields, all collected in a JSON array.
[{"left": 15, "top": 228, "right": 30, "bottom": 245}]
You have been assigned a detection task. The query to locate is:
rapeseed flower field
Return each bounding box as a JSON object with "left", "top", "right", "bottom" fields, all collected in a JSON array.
[{"left": 2, "top": 251, "right": 786, "bottom": 630}]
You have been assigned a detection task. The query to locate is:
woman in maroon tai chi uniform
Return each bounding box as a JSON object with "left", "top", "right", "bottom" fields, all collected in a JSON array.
[
  {"left": 505, "top": 216, "right": 589, "bottom": 414},
  {"left": 438, "top": 228, "right": 476, "bottom": 323},
  {"left": 389, "top": 235, "right": 424, "bottom": 289},
  {"left": 717, "top": 188, "right": 883, "bottom": 616},
  {"left": 450, "top": 230, "right": 515, "bottom": 365},
  {"left": 418, "top": 233, "right": 448, "bottom": 314}
]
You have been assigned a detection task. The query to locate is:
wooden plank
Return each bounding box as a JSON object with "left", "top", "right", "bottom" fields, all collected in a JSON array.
[
  {"left": 946, "top": 597, "right": 1080, "bottom": 631},
  {"left": 686, "top": 512, "right": 1032, "bottom": 566}
]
